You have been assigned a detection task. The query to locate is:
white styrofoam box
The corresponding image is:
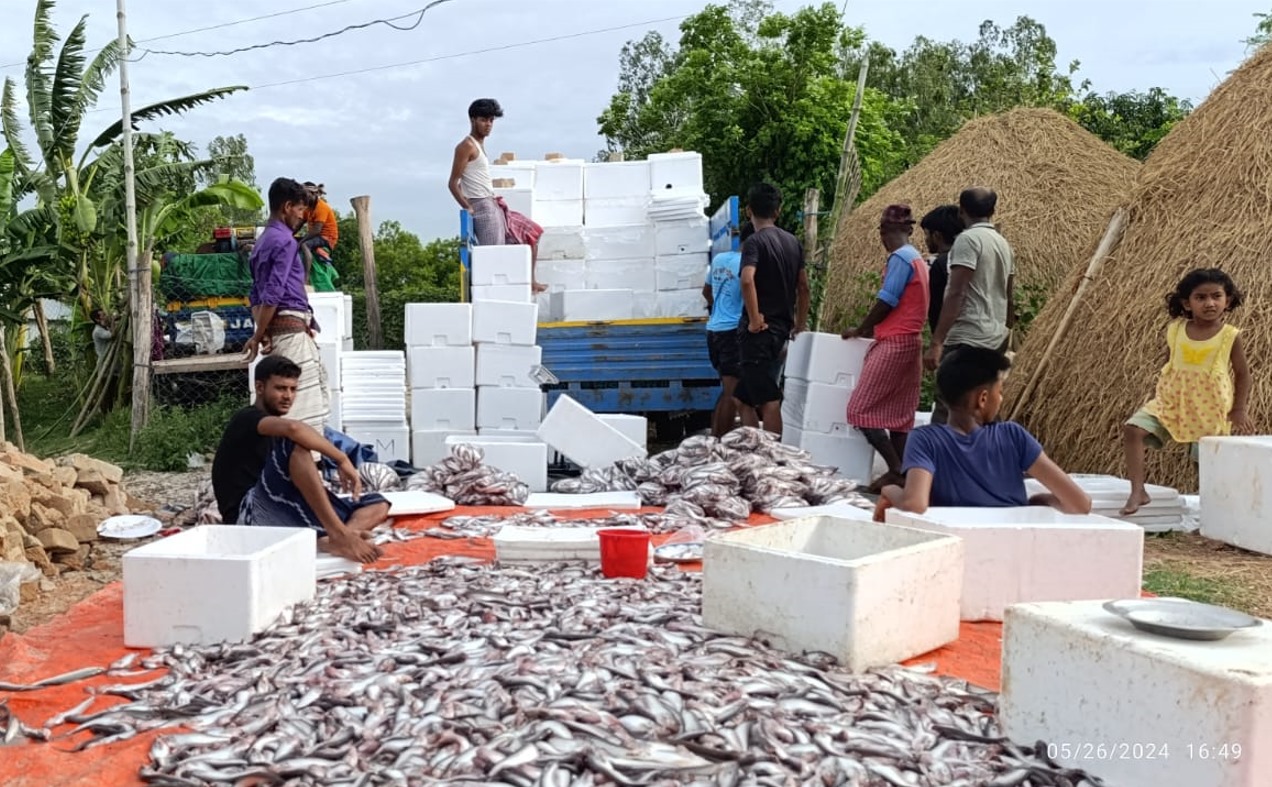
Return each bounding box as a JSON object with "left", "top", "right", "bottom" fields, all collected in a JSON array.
[
  {"left": 404, "top": 303, "right": 472, "bottom": 347},
  {"left": 648, "top": 194, "right": 709, "bottom": 220},
  {"left": 535, "top": 289, "right": 562, "bottom": 323},
  {"left": 561, "top": 289, "right": 634, "bottom": 322},
  {"left": 343, "top": 294, "right": 353, "bottom": 339},
  {"left": 631, "top": 292, "right": 658, "bottom": 320},
  {"left": 1001, "top": 601, "right": 1272, "bottom": 787},
  {"left": 313, "top": 340, "right": 340, "bottom": 387},
  {"left": 648, "top": 151, "right": 704, "bottom": 194},
  {"left": 471, "top": 283, "right": 532, "bottom": 304},
  {"left": 523, "top": 491, "right": 644, "bottom": 510},
  {"left": 342, "top": 337, "right": 353, "bottom": 353},
  {"left": 339, "top": 350, "right": 405, "bottom": 368},
  {"left": 476, "top": 344, "right": 543, "bottom": 388},
  {"left": 341, "top": 423, "right": 410, "bottom": 464},
  {"left": 493, "top": 186, "right": 533, "bottom": 220},
  {"left": 477, "top": 428, "right": 539, "bottom": 440},
  {"left": 914, "top": 410, "right": 932, "bottom": 429},
  {"left": 490, "top": 161, "right": 536, "bottom": 188},
  {"left": 364, "top": 490, "right": 455, "bottom": 516},
  {"left": 494, "top": 523, "right": 649, "bottom": 564},
  {"left": 477, "top": 387, "right": 545, "bottom": 430},
  {"left": 537, "top": 394, "right": 647, "bottom": 468},
  {"left": 536, "top": 259, "right": 585, "bottom": 289},
  {"left": 470, "top": 244, "right": 532, "bottom": 286},
  {"left": 445, "top": 436, "right": 548, "bottom": 492},
  {"left": 309, "top": 292, "right": 349, "bottom": 340},
  {"left": 412, "top": 430, "right": 474, "bottom": 467},
  {"left": 783, "top": 426, "right": 873, "bottom": 483},
  {"left": 653, "top": 288, "right": 707, "bottom": 318},
  {"left": 583, "top": 225, "right": 655, "bottom": 261},
  {"left": 597, "top": 414, "right": 648, "bottom": 449},
  {"left": 584, "top": 160, "right": 652, "bottom": 200},
  {"left": 885, "top": 507, "right": 1144, "bottom": 621},
  {"left": 584, "top": 197, "right": 648, "bottom": 227},
  {"left": 328, "top": 390, "right": 342, "bottom": 430},
  {"left": 409, "top": 388, "right": 475, "bottom": 431},
  {"left": 782, "top": 379, "right": 852, "bottom": 435},
  {"left": 533, "top": 199, "right": 584, "bottom": 228},
  {"left": 584, "top": 258, "right": 656, "bottom": 292},
  {"left": 770, "top": 503, "right": 874, "bottom": 522},
  {"left": 1200, "top": 436, "right": 1272, "bottom": 556},
  {"left": 784, "top": 332, "right": 872, "bottom": 386},
  {"left": 123, "top": 526, "right": 316, "bottom": 648},
  {"left": 655, "top": 253, "right": 710, "bottom": 291},
  {"left": 702, "top": 517, "right": 963, "bottom": 672},
  {"left": 655, "top": 218, "right": 710, "bottom": 257},
  {"left": 472, "top": 300, "right": 539, "bottom": 346},
  {"left": 533, "top": 159, "right": 584, "bottom": 201},
  {"left": 538, "top": 228, "right": 585, "bottom": 260},
  {"left": 407, "top": 346, "right": 475, "bottom": 390}
]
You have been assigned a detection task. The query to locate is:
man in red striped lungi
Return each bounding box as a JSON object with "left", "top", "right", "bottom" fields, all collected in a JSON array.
[{"left": 841, "top": 205, "right": 930, "bottom": 492}]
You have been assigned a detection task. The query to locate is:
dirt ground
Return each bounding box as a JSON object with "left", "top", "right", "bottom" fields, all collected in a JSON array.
[
  {"left": 6, "top": 469, "right": 1271, "bottom": 635},
  {"left": 4, "top": 468, "right": 209, "bottom": 635}
]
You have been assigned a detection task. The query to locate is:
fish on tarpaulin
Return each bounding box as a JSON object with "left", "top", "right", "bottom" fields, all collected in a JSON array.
[{"left": 21, "top": 558, "right": 1105, "bottom": 787}]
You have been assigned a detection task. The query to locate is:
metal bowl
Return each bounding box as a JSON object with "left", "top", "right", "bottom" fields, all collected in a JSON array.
[{"left": 1103, "top": 598, "right": 1262, "bottom": 641}]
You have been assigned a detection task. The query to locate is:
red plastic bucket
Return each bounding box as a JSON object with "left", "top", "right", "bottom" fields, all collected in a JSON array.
[{"left": 597, "top": 529, "right": 651, "bottom": 579}]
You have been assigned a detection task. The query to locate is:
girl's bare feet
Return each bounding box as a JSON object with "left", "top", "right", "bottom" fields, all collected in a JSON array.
[{"left": 1120, "top": 489, "right": 1151, "bottom": 516}]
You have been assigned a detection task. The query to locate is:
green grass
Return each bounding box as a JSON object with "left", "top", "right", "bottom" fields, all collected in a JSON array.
[{"left": 1142, "top": 566, "right": 1254, "bottom": 611}]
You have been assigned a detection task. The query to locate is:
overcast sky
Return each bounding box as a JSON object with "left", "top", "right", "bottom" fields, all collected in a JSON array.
[{"left": 0, "top": 0, "right": 1261, "bottom": 243}]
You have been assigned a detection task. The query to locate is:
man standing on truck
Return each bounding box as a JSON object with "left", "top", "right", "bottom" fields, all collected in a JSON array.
[
  {"left": 300, "top": 182, "right": 340, "bottom": 292},
  {"left": 244, "top": 177, "right": 330, "bottom": 433},
  {"left": 704, "top": 223, "right": 754, "bottom": 437},
  {"left": 448, "top": 98, "right": 546, "bottom": 293},
  {"left": 735, "top": 183, "right": 810, "bottom": 435}
]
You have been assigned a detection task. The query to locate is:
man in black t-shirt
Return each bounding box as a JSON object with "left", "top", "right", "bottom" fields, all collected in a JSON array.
[
  {"left": 734, "top": 182, "right": 810, "bottom": 435},
  {"left": 919, "top": 204, "right": 964, "bottom": 333},
  {"left": 211, "top": 355, "right": 386, "bottom": 564}
]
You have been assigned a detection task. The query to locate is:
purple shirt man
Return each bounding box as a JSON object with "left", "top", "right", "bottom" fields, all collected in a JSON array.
[{"left": 249, "top": 219, "right": 311, "bottom": 317}]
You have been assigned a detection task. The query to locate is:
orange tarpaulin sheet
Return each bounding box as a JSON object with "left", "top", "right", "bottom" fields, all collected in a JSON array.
[{"left": 0, "top": 507, "right": 1005, "bottom": 787}]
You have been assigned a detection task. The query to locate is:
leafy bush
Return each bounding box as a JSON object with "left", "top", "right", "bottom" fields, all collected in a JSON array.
[{"left": 128, "top": 397, "right": 242, "bottom": 471}]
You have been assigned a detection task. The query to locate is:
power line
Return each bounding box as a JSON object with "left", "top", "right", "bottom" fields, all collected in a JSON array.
[
  {"left": 136, "top": 0, "right": 460, "bottom": 60},
  {"left": 0, "top": 0, "right": 359, "bottom": 72}
]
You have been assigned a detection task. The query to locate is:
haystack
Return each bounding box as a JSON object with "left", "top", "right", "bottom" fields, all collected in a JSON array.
[
  {"left": 820, "top": 108, "right": 1139, "bottom": 329},
  {"left": 1006, "top": 45, "right": 1272, "bottom": 491}
]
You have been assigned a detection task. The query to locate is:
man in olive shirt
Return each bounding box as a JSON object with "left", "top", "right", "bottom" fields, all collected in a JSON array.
[{"left": 925, "top": 187, "right": 1015, "bottom": 424}]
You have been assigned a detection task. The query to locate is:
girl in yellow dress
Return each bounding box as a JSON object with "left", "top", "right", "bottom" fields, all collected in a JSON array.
[{"left": 1122, "top": 268, "right": 1252, "bottom": 515}]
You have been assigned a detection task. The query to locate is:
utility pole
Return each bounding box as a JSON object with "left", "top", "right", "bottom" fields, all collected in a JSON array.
[{"left": 117, "top": 0, "right": 150, "bottom": 445}]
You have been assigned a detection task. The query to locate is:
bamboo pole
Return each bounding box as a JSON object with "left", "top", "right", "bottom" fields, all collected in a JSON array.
[
  {"left": 803, "top": 188, "right": 820, "bottom": 265},
  {"left": 350, "top": 196, "right": 383, "bottom": 350},
  {"left": 0, "top": 326, "right": 23, "bottom": 451},
  {"left": 1008, "top": 208, "right": 1129, "bottom": 422},
  {"left": 32, "top": 300, "right": 55, "bottom": 375}
]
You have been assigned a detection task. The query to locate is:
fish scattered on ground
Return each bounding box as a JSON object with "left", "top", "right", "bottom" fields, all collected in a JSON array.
[
  {"left": 405, "top": 444, "right": 530, "bottom": 507},
  {"left": 24, "top": 558, "right": 1103, "bottom": 786}
]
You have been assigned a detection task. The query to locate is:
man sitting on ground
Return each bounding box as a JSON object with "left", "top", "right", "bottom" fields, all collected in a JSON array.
[
  {"left": 211, "top": 355, "right": 388, "bottom": 563},
  {"left": 874, "top": 347, "right": 1090, "bottom": 520}
]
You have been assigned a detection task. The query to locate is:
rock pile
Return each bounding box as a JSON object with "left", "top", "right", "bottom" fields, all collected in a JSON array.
[{"left": 0, "top": 444, "right": 146, "bottom": 597}]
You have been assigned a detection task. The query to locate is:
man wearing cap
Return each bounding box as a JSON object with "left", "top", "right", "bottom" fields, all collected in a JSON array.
[
  {"left": 841, "top": 205, "right": 930, "bottom": 491},
  {"left": 925, "top": 186, "right": 1015, "bottom": 424}
]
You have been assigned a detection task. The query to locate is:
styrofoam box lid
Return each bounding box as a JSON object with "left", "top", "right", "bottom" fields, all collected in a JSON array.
[
  {"left": 898, "top": 507, "right": 1142, "bottom": 530},
  {"left": 769, "top": 503, "right": 873, "bottom": 522},
  {"left": 493, "top": 524, "right": 648, "bottom": 546}
]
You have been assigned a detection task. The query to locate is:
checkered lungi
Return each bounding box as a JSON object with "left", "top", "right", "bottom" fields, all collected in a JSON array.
[
  {"left": 265, "top": 313, "right": 329, "bottom": 433},
  {"left": 469, "top": 197, "right": 508, "bottom": 246},
  {"left": 846, "top": 333, "right": 923, "bottom": 432}
]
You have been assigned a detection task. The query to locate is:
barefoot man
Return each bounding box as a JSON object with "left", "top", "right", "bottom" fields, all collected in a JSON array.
[
  {"left": 448, "top": 98, "right": 546, "bottom": 293},
  {"left": 212, "top": 355, "right": 387, "bottom": 563}
]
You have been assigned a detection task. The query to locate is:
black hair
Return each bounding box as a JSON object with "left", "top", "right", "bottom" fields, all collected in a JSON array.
[
  {"left": 959, "top": 188, "right": 997, "bottom": 220},
  {"left": 255, "top": 354, "right": 302, "bottom": 384},
  {"left": 747, "top": 183, "right": 782, "bottom": 220},
  {"left": 936, "top": 347, "right": 1012, "bottom": 406},
  {"left": 89, "top": 307, "right": 104, "bottom": 321},
  {"left": 468, "top": 98, "right": 503, "bottom": 119},
  {"left": 739, "top": 221, "right": 755, "bottom": 243},
  {"left": 267, "top": 177, "right": 309, "bottom": 214},
  {"left": 920, "top": 204, "right": 964, "bottom": 247},
  {"left": 1167, "top": 268, "right": 1243, "bottom": 318}
]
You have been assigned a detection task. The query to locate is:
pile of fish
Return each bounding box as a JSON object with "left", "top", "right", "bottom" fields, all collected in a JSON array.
[
  {"left": 438, "top": 510, "right": 729, "bottom": 539},
  {"left": 31, "top": 559, "right": 1102, "bottom": 786},
  {"left": 553, "top": 428, "right": 870, "bottom": 520},
  {"left": 405, "top": 444, "right": 530, "bottom": 506}
]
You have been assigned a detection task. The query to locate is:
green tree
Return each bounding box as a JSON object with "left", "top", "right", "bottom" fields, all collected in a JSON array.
[
  {"left": 202, "top": 133, "right": 261, "bottom": 226},
  {"left": 1067, "top": 88, "right": 1192, "bottom": 160},
  {"left": 1248, "top": 10, "right": 1272, "bottom": 49},
  {"left": 598, "top": 2, "right": 908, "bottom": 224}
]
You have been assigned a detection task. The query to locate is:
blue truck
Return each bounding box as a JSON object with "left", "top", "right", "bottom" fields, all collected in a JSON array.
[{"left": 460, "top": 197, "right": 741, "bottom": 441}]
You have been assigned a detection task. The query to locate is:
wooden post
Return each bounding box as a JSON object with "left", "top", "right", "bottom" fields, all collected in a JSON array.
[
  {"left": 803, "top": 189, "right": 820, "bottom": 263},
  {"left": 350, "top": 196, "right": 382, "bottom": 350},
  {"left": 32, "top": 300, "right": 55, "bottom": 375},
  {"left": 0, "top": 326, "right": 23, "bottom": 451}
]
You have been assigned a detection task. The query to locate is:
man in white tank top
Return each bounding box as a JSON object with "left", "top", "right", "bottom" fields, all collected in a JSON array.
[{"left": 447, "top": 99, "right": 546, "bottom": 292}]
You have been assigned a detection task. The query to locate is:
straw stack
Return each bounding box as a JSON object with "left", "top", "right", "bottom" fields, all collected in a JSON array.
[
  {"left": 1007, "top": 46, "right": 1272, "bottom": 491},
  {"left": 820, "top": 108, "right": 1140, "bottom": 331}
]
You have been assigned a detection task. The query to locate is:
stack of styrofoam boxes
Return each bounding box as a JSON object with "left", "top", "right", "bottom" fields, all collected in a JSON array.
[
  {"left": 491, "top": 158, "right": 535, "bottom": 221},
  {"left": 648, "top": 152, "right": 710, "bottom": 319},
  {"left": 780, "top": 332, "right": 874, "bottom": 483},
  {"left": 340, "top": 351, "right": 409, "bottom": 463},
  {"left": 406, "top": 303, "right": 476, "bottom": 468}
]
